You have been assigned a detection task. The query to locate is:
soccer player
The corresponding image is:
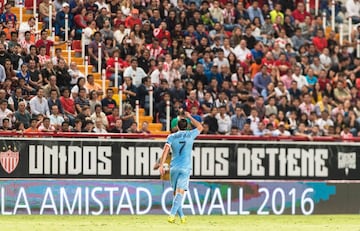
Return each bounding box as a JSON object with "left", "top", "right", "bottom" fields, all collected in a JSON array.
[{"left": 158, "top": 111, "right": 203, "bottom": 224}]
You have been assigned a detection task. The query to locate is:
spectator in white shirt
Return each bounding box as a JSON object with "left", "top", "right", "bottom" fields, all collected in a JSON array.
[
  {"left": 0, "top": 99, "right": 15, "bottom": 128},
  {"left": 213, "top": 49, "right": 230, "bottom": 72},
  {"left": 319, "top": 48, "right": 332, "bottom": 70},
  {"left": 49, "top": 105, "right": 65, "bottom": 131},
  {"left": 272, "top": 122, "right": 291, "bottom": 136},
  {"left": 233, "top": 39, "right": 251, "bottom": 62},
  {"left": 292, "top": 65, "right": 308, "bottom": 90},
  {"left": 29, "top": 88, "right": 50, "bottom": 117},
  {"left": 215, "top": 105, "right": 231, "bottom": 134},
  {"left": 123, "top": 57, "right": 147, "bottom": 87},
  {"left": 68, "top": 62, "right": 85, "bottom": 86},
  {"left": 38, "top": 117, "right": 56, "bottom": 132},
  {"left": 248, "top": 108, "right": 260, "bottom": 133},
  {"left": 93, "top": 118, "right": 108, "bottom": 133},
  {"left": 150, "top": 61, "right": 169, "bottom": 88},
  {"left": 346, "top": 0, "right": 360, "bottom": 24},
  {"left": 316, "top": 110, "right": 334, "bottom": 135}
]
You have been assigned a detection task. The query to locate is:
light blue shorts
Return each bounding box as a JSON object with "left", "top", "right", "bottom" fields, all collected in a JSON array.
[{"left": 170, "top": 168, "right": 190, "bottom": 191}]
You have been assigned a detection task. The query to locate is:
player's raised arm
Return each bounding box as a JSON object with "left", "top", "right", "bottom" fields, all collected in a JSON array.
[
  {"left": 158, "top": 143, "right": 170, "bottom": 176},
  {"left": 184, "top": 111, "right": 203, "bottom": 133}
]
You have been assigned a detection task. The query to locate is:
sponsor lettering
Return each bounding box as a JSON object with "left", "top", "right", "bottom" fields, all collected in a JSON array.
[
  {"left": 237, "top": 148, "right": 328, "bottom": 177},
  {"left": 0, "top": 184, "right": 316, "bottom": 215},
  {"left": 28, "top": 145, "right": 112, "bottom": 175}
]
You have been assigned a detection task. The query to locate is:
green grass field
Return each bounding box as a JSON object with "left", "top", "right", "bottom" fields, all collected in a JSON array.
[{"left": 0, "top": 215, "right": 359, "bottom": 231}]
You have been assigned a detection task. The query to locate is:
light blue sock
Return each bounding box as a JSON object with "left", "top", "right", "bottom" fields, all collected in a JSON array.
[
  {"left": 170, "top": 193, "right": 183, "bottom": 216},
  {"left": 177, "top": 204, "right": 184, "bottom": 218}
]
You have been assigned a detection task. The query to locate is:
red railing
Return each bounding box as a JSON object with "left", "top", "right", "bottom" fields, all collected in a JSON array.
[{"left": 0, "top": 131, "right": 359, "bottom": 142}]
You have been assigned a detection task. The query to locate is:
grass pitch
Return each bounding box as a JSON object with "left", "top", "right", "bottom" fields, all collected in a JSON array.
[{"left": 0, "top": 215, "right": 359, "bottom": 231}]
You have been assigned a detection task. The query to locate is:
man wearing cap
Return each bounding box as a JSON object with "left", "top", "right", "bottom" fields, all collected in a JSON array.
[
  {"left": 55, "top": 3, "right": 75, "bottom": 41},
  {"left": 125, "top": 9, "right": 141, "bottom": 29},
  {"left": 261, "top": 14, "right": 275, "bottom": 36}
]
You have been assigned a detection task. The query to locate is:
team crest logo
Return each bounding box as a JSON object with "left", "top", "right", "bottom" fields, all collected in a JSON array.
[
  {"left": 338, "top": 152, "right": 356, "bottom": 176},
  {"left": 0, "top": 145, "right": 19, "bottom": 174}
]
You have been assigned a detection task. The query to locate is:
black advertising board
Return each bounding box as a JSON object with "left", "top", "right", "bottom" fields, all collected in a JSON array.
[{"left": 0, "top": 138, "right": 358, "bottom": 180}]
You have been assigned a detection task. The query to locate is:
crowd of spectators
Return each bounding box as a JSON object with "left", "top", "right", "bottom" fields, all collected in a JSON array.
[{"left": 0, "top": 0, "right": 359, "bottom": 138}]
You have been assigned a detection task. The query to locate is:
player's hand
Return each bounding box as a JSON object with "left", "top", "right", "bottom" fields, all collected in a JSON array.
[
  {"left": 184, "top": 111, "right": 191, "bottom": 118},
  {"left": 159, "top": 165, "right": 165, "bottom": 176}
]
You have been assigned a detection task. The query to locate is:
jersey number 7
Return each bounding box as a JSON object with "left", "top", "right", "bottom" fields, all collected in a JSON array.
[{"left": 179, "top": 141, "right": 185, "bottom": 155}]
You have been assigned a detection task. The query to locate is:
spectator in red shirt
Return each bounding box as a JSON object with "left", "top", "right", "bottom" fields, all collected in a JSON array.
[
  {"left": 74, "top": 7, "right": 87, "bottom": 29},
  {"left": 274, "top": 53, "right": 290, "bottom": 76},
  {"left": 106, "top": 107, "right": 120, "bottom": 130},
  {"left": 184, "top": 90, "right": 201, "bottom": 115},
  {"left": 106, "top": 49, "right": 126, "bottom": 85},
  {"left": 35, "top": 29, "right": 65, "bottom": 56},
  {"left": 59, "top": 88, "right": 76, "bottom": 125},
  {"left": 292, "top": 2, "right": 311, "bottom": 25},
  {"left": 125, "top": 9, "right": 141, "bottom": 29},
  {"left": 262, "top": 51, "right": 275, "bottom": 72},
  {"left": 146, "top": 38, "right": 164, "bottom": 60},
  {"left": 153, "top": 21, "right": 171, "bottom": 44},
  {"left": 312, "top": 29, "right": 328, "bottom": 53}
]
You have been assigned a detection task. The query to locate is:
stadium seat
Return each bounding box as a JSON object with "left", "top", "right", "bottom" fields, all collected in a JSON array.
[
  {"left": 139, "top": 108, "right": 145, "bottom": 116},
  {"left": 151, "top": 130, "right": 169, "bottom": 135},
  {"left": 139, "top": 116, "right": 153, "bottom": 124},
  {"left": 72, "top": 57, "right": 83, "bottom": 65},
  {"left": 61, "top": 50, "right": 74, "bottom": 58},
  {"left": 22, "top": 14, "right": 33, "bottom": 22},
  {"left": 92, "top": 73, "right": 101, "bottom": 79},
  {"left": 54, "top": 43, "right": 67, "bottom": 50},
  {"left": 94, "top": 79, "right": 110, "bottom": 89},
  {"left": 77, "top": 65, "right": 92, "bottom": 74},
  {"left": 72, "top": 40, "right": 82, "bottom": 57},
  {"left": 148, "top": 123, "right": 162, "bottom": 131},
  {"left": 112, "top": 94, "right": 120, "bottom": 105},
  {"left": 11, "top": 7, "right": 20, "bottom": 15}
]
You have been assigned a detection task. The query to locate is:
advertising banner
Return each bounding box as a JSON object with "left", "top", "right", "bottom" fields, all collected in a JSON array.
[
  {"left": 1, "top": 179, "right": 359, "bottom": 215},
  {"left": 0, "top": 138, "right": 359, "bottom": 180}
]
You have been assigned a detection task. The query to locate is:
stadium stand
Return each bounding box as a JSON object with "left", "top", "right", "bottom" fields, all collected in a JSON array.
[{"left": 0, "top": 0, "right": 359, "bottom": 139}]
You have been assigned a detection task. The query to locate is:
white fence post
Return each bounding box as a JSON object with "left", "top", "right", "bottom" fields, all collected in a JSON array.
[{"left": 166, "top": 100, "right": 170, "bottom": 132}]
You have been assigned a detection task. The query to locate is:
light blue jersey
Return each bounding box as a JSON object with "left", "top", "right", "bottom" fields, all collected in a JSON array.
[
  {"left": 166, "top": 128, "right": 200, "bottom": 191},
  {"left": 166, "top": 128, "right": 200, "bottom": 171}
]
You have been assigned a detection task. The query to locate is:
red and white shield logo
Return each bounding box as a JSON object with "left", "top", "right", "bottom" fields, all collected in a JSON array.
[{"left": 0, "top": 150, "right": 19, "bottom": 174}]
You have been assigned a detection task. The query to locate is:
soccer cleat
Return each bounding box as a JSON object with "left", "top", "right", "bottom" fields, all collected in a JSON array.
[
  {"left": 168, "top": 215, "right": 176, "bottom": 223},
  {"left": 180, "top": 216, "right": 187, "bottom": 224}
]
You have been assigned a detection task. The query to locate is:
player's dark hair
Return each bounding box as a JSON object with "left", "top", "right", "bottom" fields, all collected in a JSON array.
[{"left": 178, "top": 119, "right": 188, "bottom": 130}]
